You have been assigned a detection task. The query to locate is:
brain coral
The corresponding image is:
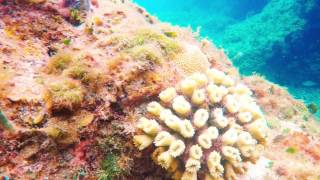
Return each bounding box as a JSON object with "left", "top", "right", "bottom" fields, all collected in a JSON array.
[
  {"left": 173, "top": 44, "right": 210, "bottom": 75},
  {"left": 133, "top": 68, "right": 268, "bottom": 179}
]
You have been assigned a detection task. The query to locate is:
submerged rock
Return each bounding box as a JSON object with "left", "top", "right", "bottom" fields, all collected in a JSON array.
[{"left": 0, "top": 0, "right": 319, "bottom": 179}]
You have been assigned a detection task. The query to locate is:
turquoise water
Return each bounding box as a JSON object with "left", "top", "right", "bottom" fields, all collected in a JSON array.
[{"left": 134, "top": 0, "right": 320, "bottom": 118}]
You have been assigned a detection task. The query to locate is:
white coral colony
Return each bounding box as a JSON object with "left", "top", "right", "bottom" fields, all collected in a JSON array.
[
  {"left": 133, "top": 69, "right": 268, "bottom": 179},
  {"left": 169, "top": 139, "right": 186, "bottom": 157},
  {"left": 172, "top": 95, "right": 192, "bottom": 117},
  {"left": 191, "top": 89, "right": 206, "bottom": 106},
  {"left": 193, "top": 109, "right": 209, "bottom": 128},
  {"left": 159, "top": 87, "right": 177, "bottom": 103},
  {"left": 180, "top": 120, "right": 195, "bottom": 138}
]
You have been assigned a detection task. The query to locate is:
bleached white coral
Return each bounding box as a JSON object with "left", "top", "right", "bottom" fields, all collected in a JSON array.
[
  {"left": 179, "top": 120, "right": 195, "bottom": 138},
  {"left": 207, "top": 151, "right": 224, "bottom": 178},
  {"left": 190, "top": 72, "right": 208, "bottom": 87},
  {"left": 207, "top": 151, "right": 221, "bottom": 166},
  {"left": 185, "top": 158, "right": 201, "bottom": 172},
  {"left": 159, "top": 87, "right": 177, "bottom": 103},
  {"left": 211, "top": 108, "right": 229, "bottom": 128},
  {"left": 204, "top": 173, "right": 223, "bottom": 180},
  {"left": 191, "top": 89, "right": 206, "bottom": 106},
  {"left": 207, "top": 84, "right": 228, "bottom": 103},
  {"left": 180, "top": 78, "right": 197, "bottom": 96},
  {"left": 147, "top": 101, "right": 163, "bottom": 116},
  {"left": 239, "top": 102, "right": 263, "bottom": 120},
  {"left": 181, "top": 171, "right": 197, "bottom": 180},
  {"left": 158, "top": 151, "right": 174, "bottom": 169},
  {"left": 154, "top": 131, "right": 175, "bottom": 146},
  {"left": 237, "top": 111, "right": 253, "bottom": 124},
  {"left": 137, "top": 117, "right": 149, "bottom": 129},
  {"left": 212, "top": 108, "right": 224, "bottom": 117},
  {"left": 133, "top": 135, "right": 153, "bottom": 150},
  {"left": 246, "top": 118, "right": 268, "bottom": 142},
  {"left": 164, "top": 114, "right": 182, "bottom": 132},
  {"left": 222, "top": 146, "right": 242, "bottom": 165},
  {"left": 137, "top": 117, "right": 161, "bottom": 135},
  {"left": 204, "top": 126, "right": 219, "bottom": 140},
  {"left": 159, "top": 108, "right": 173, "bottom": 121},
  {"left": 189, "top": 145, "right": 203, "bottom": 160},
  {"left": 237, "top": 131, "right": 257, "bottom": 146},
  {"left": 222, "top": 128, "right": 238, "bottom": 145},
  {"left": 224, "top": 94, "right": 240, "bottom": 114},
  {"left": 198, "top": 133, "right": 212, "bottom": 149},
  {"left": 193, "top": 108, "right": 209, "bottom": 128},
  {"left": 238, "top": 145, "right": 255, "bottom": 158},
  {"left": 206, "top": 68, "right": 225, "bottom": 84},
  {"left": 221, "top": 75, "right": 235, "bottom": 87},
  {"left": 133, "top": 68, "right": 267, "bottom": 178},
  {"left": 229, "top": 84, "right": 252, "bottom": 96},
  {"left": 172, "top": 95, "right": 192, "bottom": 117},
  {"left": 169, "top": 139, "right": 186, "bottom": 157}
]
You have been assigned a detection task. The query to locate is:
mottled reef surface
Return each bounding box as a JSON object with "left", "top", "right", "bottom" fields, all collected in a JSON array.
[{"left": 0, "top": 0, "right": 320, "bottom": 179}]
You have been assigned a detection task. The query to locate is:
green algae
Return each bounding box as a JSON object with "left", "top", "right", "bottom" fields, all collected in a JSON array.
[
  {"left": 45, "top": 80, "right": 84, "bottom": 112},
  {"left": 97, "top": 154, "right": 122, "bottom": 180},
  {"left": 47, "top": 52, "right": 73, "bottom": 74},
  {"left": 132, "top": 29, "right": 181, "bottom": 56},
  {"left": 64, "top": 64, "right": 102, "bottom": 85},
  {"left": 266, "top": 161, "right": 274, "bottom": 169},
  {"left": 109, "top": 29, "right": 181, "bottom": 58},
  {"left": 63, "top": 38, "right": 72, "bottom": 46},
  {"left": 0, "top": 110, "right": 14, "bottom": 130},
  {"left": 73, "top": 169, "right": 86, "bottom": 180},
  {"left": 308, "top": 102, "right": 318, "bottom": 114},
  {"left": 163, "top": 31, "right": 177, "bottom": 38},
  {"left": 127, "top": 44, "right": 163, "bottom": 64},
  {"left": 47, "top": 51, "right": 103, "bottom": 87},
  {"left": 285, "top": 147, "right": 297, "bottom": 154}
]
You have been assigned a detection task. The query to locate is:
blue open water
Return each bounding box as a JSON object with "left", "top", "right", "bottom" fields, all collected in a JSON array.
[{"left": 134, "top": 0, "right": 320, "bottom": 118}]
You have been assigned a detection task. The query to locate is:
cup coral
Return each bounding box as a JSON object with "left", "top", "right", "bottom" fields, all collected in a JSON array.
[{"left": 133, "top": 68, "right": 268, "bottom": 179}]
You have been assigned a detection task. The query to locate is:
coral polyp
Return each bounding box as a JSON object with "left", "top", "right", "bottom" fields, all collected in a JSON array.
[{"left": 133, "top": 68, "right": 268, "bottom": 179}]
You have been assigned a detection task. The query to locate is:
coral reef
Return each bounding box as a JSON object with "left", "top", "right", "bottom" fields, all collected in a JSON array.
[
  {"left": 218, "top": 0, "right": 315, "bottom": 74},
  {"left": 136, "top": 0, "right": 320, "bottom": 118},
  {"left": 134, "top": 69, "right": 267, "bottom": 179},
  {"left": 1, "top": 1, "right": 320, "bottom": 179}
]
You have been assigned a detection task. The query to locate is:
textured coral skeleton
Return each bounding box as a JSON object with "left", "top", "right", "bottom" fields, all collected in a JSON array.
[{"left": 133, "top": 69, "right": 268, "bottom": 179}]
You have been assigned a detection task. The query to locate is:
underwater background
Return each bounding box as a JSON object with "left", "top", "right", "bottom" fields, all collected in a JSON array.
[{"left": 134, "top": 0, "right": 320, "bottom": 118}]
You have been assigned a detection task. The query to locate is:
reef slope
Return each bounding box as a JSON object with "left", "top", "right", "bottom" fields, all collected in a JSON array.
[{"left": 0, "top": 0, "right": 319, "bottom": 179}]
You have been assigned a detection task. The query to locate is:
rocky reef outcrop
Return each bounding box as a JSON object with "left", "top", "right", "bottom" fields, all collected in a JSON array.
[{"left": 0, "top": 0, "right": 319, "bottom": 179}]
